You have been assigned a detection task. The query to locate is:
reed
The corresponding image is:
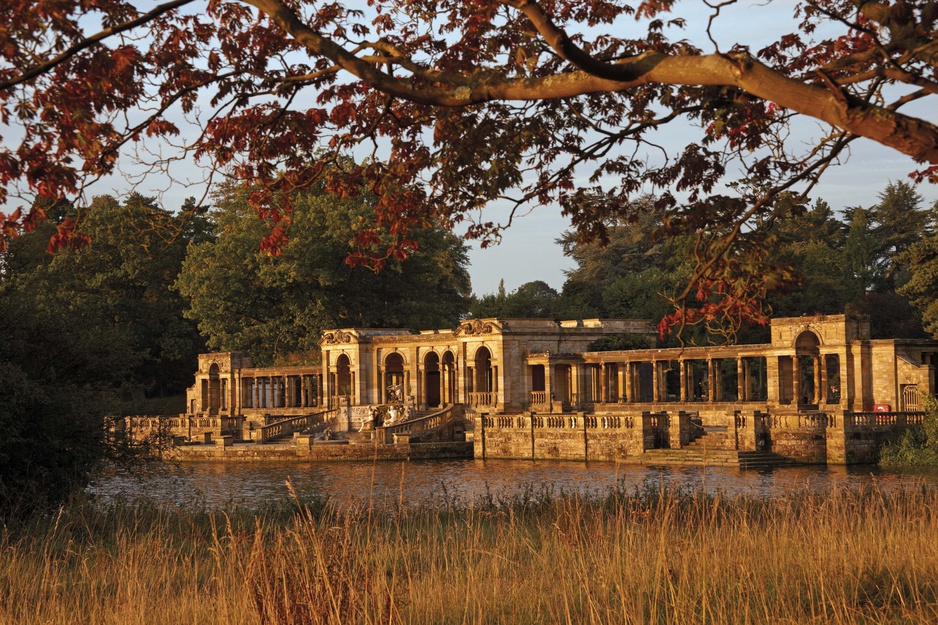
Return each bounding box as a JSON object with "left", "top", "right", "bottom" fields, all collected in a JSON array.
[{"left": 2, "top": 482, "right": 938, "bottom": 624}]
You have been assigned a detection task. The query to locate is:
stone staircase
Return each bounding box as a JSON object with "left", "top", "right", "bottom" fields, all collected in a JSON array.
[
  {"left": 640, "top": 425, "right": 802, "bottom": 468},
  {"left": 640, "top": 448, "right": 801, "bottom": 468}
]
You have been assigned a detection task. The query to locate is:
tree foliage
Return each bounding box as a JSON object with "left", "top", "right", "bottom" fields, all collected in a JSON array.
[
  {"left": 2, "top": 0, "right": 938, "bottom": 336},
  {"left": 880, "top": 396, "right": 938, "bottom": 467},
  {"left": 0, "top": 193, "right": 206, "bottom": 516},
  {"left": 175, "top": 183, "right": 472, "bottom": 365},
  {"left": 469, "top": 279, "right": 560, "bottom": 319}
]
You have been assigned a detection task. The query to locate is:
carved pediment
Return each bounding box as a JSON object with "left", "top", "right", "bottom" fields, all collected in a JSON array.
[
  {"left": 456, "top": 319, "right": 503, "bottom": 336},
  {"left": 321, "top": 329, "right": 356, "bottom": 345}
]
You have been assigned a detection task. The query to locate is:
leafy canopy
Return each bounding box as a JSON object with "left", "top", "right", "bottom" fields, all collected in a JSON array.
[
  {"left": 175, "top": 182, "right": 471, "bottom": 365},
  {"left": 0, "top": 193, "right": 206, "bottom": 516},
  {"left": 2, "top": 0, "right": 938, "bottom": 334}
]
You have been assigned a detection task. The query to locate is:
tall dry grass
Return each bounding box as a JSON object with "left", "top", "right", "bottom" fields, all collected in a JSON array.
[{"left": 2, "top": 481, "right": 938, "bottom": 624}]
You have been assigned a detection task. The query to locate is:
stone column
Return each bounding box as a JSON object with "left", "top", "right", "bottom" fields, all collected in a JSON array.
[
  {"left": 418, "top": 366, "right": 425, "bottom": 410},
  {"left": 707, "top": 359, "right": 716, "bottom": 403},
  {"left": 714, "top": 360, "right": 723, "bottom": 402},
  {"left": 544, "top": 363, "right": 553, "bottom": 404},
  {"left": 766, "top": 356, "right": 779, "bottom": 404},
  {"left": 322, "top": 351, "right": 331, "bottom": 408},
  {"left": 617, "top": 362, "right": 627, "bottom": 402},
  {"left": 652, "top": 361, "right": 660, "bottom": 403},
  {"left": 627, "top": 362, "right": 636, "bottom": 403},
  {"left": 792, "top": 357, "right": 802, "bottom": 407},
  {"left": 820, "top": 355, "right": 829, "bottom": 405},
  {"left": 252, "top": 378, "right": 259, "bottom": 409},
  {"left": 679, "top": 360, "right": 688, "bottom": 402},
  {"left": 378, "top": 365, "right": 386, "bottom": 402},
  {"left": 813, "top": 355, "right": 822, "bottom": 404},
  {"left": 737, "top": 358, "right": 745, "bottom": 402},
  {"left": 600, "top": 363, "right": 608, "bottom": 404},
  {"left": 568, "top": 365, "right": 577, "bottom": 406}
]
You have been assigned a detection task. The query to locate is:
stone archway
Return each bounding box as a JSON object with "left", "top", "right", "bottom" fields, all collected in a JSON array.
[
  {"left": 385, "top": 352, "right": 405, "bottom": 402},
  {"left": 441, "top": 351, "right": 456, "bottom": 404},
  {"left": 474, "top": 346, "right": 493, "bottom": 393},
  {"left": 335, "top": 354, "right": 352, "bottom": 397}
]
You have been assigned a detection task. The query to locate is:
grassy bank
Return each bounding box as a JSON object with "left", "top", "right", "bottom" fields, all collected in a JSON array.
[{"left": 2, "top": 483, "right": 938, "bottom": 624}]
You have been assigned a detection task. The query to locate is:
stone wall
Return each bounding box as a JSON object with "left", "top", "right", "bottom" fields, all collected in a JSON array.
[
  {"left": 171, "top": 440, "right": 473, "bottom": 462},
  {"left": 475, "top": 412, "right": 657, "bottom": 461}
]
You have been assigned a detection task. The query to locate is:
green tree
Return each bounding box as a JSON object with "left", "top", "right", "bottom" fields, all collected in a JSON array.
[
  {"left": 469, "top": 280, "right": 559, "bottom": 319},
  {"left": 176, "top": 184, "right": 471, "bottom": 365},
  {"left": 769, "top": 199, "right": 852, "bottom": 318},
  {"left": 555, "top": 204, "right": 688, "bottom": 326},
  {"left": 899, "top": 235, "right": 938, "bottom": 338},
  {"left": 844, "top": 206, "right": 879, "bottom": 298},
  {"left": 0, "top": 194, "right": 207, "bottom": 516}
]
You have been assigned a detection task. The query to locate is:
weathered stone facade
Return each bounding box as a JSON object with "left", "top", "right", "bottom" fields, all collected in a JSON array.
[{"left": 160, "top": 313, "right": 938, "bottom": 465}]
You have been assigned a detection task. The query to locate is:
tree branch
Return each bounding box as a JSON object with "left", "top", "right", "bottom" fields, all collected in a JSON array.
[{"left": 0, "top": 0, "right": 197, "bottom": 91}]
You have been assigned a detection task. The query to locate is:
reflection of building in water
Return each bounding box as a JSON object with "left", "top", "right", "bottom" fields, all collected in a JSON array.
[{"left": 147, "top": 314, "right": 938, "bottom": 464}]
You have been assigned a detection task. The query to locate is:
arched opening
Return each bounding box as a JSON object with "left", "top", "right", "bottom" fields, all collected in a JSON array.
[
  {"left": 474, "top": 347, "right": 493, "bottom": 393},
  {"left": 424, "top": 352, "right": 441, "bottom": 408},
  {"left": 208, "top": 363, "right": 221, "bottom": 415},
  {"left": 795, "top": 331, "right": 821, "bottom": 406},
  {"left": 442, "top": 351, "right": 456, "bottom": 404},
  {"left": 336, "top": 354, "right": 352, "bottom": 397},
  {"left": 385, "top": 353, "right": 405, "bottom": 402}
]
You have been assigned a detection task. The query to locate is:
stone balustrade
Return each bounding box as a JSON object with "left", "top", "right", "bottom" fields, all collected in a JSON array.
[
  {"left": 378, "top": 405, "right": 460, "bottom": 444},
  {"left": 253, "top": 409, "right": 338, "bottom": 443},
  {"left": 468, "top": 392, "right": 495, "bottom": 407},
  {"left": 846, "top": 411, "right": 925, "bottom": 427}
]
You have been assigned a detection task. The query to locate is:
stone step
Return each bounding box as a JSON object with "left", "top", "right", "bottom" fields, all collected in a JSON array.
[
  {"left": 641, "top": 448, "right": 802, "bottom": 468},
  {"left": 685, "top": 430, "right": 734, "bottom": 450}
]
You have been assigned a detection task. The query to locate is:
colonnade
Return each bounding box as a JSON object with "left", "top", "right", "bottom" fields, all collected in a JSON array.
[{"left": 239, "top": 374, "right": 321, "bottom": 410}]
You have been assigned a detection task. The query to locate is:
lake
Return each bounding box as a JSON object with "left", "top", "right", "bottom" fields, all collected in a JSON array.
[{"left": 90, "top": 458, "right": 938, "bottom": 510}]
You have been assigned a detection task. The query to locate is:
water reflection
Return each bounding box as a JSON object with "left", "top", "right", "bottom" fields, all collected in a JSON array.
[{"left": 91, "top": 459, "right": 938, "bottom": 511}]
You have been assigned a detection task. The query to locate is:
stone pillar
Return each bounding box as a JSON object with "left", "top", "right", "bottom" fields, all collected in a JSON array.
[
  {"left": 418, "top": 366, "right": 425, "bottom": 410},
  {"left": 617, "top": 362, "right": 627, "bottom": 402},
  {"left": 714, "top": 360, "right": 723, "bottom": 402},
  {"left": 766, "top": 356, "right": 779, "bottom": 404},
  {"left": 322, "top": 351, "right": 331, "bottom": 408},
  {"left": 252, "top": 378, "right": 259, "bottom": 409},
  {"left": 544, "top": 363, "right": 553, "bottom": 404},
  {"left": 627, "top": 362, "right": 636, "bottom": 403},
  {"left": 378, "top": 365, "right": 386, "bottom": 402},
  {"left": 599, "top": 363, "right": 608, "bottom": 404},
  {"left": 737, "top": 358, "right": 745, "bottom": 402},
  {"left": 652, "top": 361, "right": 660, "bottom": 403},
  {"left": 820, "top": 355, "right": 830, "bottom": 405},
  {"left": 707, "top": 359, "right": 715, "bottom": 403},
  {"left": 679, "top": 360, "right": 688, "bottom": 402},
  {"left": 568, "top": 365, "right": 577, "bottom": 405},
  {"left": 813, "top": 355, "right": 822, "bottom": 404},
  {"left": 792, "top": 357, "right": 802, "bottom": 407}
]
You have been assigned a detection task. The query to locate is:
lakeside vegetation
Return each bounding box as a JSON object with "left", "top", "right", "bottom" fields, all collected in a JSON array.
[
  {"left": 3, "top": 484, "right": 938, "bottom": 624},
  {"left": 881, "top": 396, "right": 938, "bottom": 467}
]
